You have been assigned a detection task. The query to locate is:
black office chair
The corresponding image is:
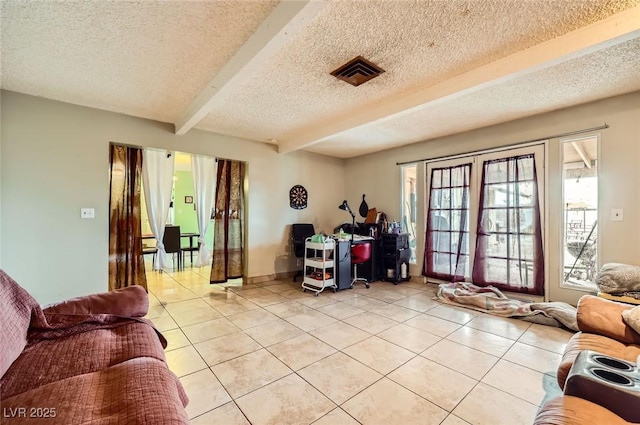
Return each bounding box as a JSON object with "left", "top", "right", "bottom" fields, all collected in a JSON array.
[
  {"left": 292, "top": 223, "right": 315, "bottom": 282},
  {"left": 163, "top": 225, "right": 183, "bottom": 270}
]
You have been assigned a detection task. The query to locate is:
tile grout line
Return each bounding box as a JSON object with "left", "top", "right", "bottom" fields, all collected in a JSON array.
[{"left": 149, "top": 266, "right": 572, "bottom": 424}]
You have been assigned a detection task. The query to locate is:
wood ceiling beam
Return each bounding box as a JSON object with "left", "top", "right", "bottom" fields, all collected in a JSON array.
[
  {"left": 278, "top": 6, "right": 640, "bottom": 154},
  {"left": 174, "top": 0, "right": 329, "bottom": 136},
  {"left": 571, "top": 141, "right": 592, "bottom": 169}
]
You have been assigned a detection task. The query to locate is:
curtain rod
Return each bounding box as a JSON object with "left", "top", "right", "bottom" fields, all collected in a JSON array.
[{"left": 396, "top": 123, "right": 609, "bottom": 166}]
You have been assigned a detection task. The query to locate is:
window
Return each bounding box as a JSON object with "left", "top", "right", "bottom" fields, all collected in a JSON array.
[
  {"left": 562, "top": 136, "right": 598, "bottom": 291},
  {"left": 401, "top": 164, "right": 418, "bottom": 263}
]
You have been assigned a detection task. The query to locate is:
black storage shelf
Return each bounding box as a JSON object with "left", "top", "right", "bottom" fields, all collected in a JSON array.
[{"left": 381, "top": 233, "right": 411, "bottom": 284}]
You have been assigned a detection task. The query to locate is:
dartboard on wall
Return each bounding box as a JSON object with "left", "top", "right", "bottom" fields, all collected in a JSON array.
[{"left": 289, "top": 185, "right": 308, "bottom": 209}]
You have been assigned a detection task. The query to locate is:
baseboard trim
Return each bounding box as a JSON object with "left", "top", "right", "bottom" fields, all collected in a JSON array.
[
  {"left": 245, "top": 271, "right": 295, "bottom": 285},
  {"left": 245, "top": 272, "right": 429, "bottom": 286},
  {"left": 244, "top": 272, "right": 428, "bottom": 286},
  {"left": 410, "top": 275, "right": 428, "bottom": 284}
]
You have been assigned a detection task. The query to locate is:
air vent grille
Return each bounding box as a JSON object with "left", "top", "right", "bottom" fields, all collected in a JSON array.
[{"left": 330, "top": 56, "right": 385, "bottom": 87}]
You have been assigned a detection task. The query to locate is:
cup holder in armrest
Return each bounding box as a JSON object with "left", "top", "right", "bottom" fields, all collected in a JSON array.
[
  {"left": 589, "top": 368, "right": 634, "bottom": 386},
  {"left": 564, "top": 350, "right": 640, "bottom": 423},
  {"left": 592, "top": 355, "right": 635, "bottom": 371}
]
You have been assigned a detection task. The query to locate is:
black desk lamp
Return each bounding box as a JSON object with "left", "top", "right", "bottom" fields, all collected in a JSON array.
[{"left": 338, "top": 200, "right": 356, "bottom": 243}]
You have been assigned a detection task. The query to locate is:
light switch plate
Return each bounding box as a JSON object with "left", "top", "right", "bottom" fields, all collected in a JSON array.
[
  {"left": 81, "top": 208, "right": 95, "bottom": 219},
  {"left": 611, "top": 208, "right": 623, "bottom": 221}
]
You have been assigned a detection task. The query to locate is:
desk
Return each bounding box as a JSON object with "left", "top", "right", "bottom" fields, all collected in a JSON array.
[
  {"left": 332, "top": 239, "right": 352, "bottom": 290},
  {"left": 331, "top": 236, "right": 380, "bottom": 290}
]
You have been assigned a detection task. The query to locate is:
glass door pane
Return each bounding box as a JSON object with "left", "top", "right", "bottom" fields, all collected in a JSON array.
[
  {"left": 562, "top": 136, "right": 598, "bottom": 290},
  {"left": 424, "top": 160, "right": 472, "bottom": 281},
  {"left": 401, "top": 164, "right": 418, "bottom": 263},
  {"left": 472, "top": 145, "right": 545, "bottom": 295}
]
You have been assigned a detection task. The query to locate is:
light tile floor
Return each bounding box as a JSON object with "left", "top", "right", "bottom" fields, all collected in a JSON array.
[{"left": 145, "top": 266, "right": 573, "bottom": 425}]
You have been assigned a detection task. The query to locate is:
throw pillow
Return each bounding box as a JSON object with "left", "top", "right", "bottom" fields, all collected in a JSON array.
[
  {"left": 596, "top": 263, "right": 640, "bottom": 293},
  {"left": 621, "top": 305, "right": 640, "bottom": 335}
]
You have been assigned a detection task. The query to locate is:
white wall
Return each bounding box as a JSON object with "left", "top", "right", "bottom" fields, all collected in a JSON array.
[
  {"left": 0, "top": 89, "right": 3, "bottom": 268},
  {"left": 3, "top": 89, "right": 638, "bottom": 305},
  {"left": 0, "top": 91, "right": 345, "bottom": 304},
  {"left": 345, "top": 91, "right": 640, "bottom": 305}
]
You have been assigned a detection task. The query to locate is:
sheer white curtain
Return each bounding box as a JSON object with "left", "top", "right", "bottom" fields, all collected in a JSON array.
[
  {"left": 191, "top": 155, "right": 217, "bottom": 267},
  {"left": 142, "top": 150, "right": 175, "bottom": 271}
]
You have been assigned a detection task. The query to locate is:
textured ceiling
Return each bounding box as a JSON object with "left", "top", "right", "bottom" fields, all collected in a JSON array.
[
  {"left": 1, "top": 0, "right": 639, "bottom": 158},
  {"left": 0, "top": 0, "right": 279, "bottom": 123},
  {"left": 307, "top": 37, "right": 640, "bottom": 157}
]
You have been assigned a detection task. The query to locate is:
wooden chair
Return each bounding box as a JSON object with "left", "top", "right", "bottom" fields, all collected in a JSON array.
[
  {"left": 181, "top": 233, "right": 200, "bottom": 266},
  {"left": 142, "top": 245, "right": 158, "bottom": 266},
  {"left": 163, "top": 225, "right": 183, "bottom": 270}
]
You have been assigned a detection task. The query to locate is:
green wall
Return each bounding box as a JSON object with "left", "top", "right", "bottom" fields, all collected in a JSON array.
[{"left": 173, "top": 170, "right": 214, "bottom": 251}]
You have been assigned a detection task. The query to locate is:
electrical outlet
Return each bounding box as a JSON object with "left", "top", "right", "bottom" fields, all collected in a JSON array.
[
  {"left": 81, "top": 208, "right": 95, "bottom": 219},
  {"left": 297, "top": 258, "right": 303, "bottom": 267},
  {"left": 611, "top": 209, "right": 623, "bottom": 221}
]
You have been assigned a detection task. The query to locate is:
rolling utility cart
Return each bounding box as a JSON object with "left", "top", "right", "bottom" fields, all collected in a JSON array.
[
  {"left": 381, "top": 232, "right": 411, "bottom": 284},
  {"left": 301, "top": 237, "right": 337, "bottom": 296}
]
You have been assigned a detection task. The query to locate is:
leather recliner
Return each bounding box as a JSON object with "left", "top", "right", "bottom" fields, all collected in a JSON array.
[{"left": 534, "top": 295, "right": 640, "bottom": 425}]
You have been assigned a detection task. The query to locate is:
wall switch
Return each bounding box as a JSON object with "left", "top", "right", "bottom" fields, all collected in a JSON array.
[
  {"left": 611, "top": 208, "right": 623, "bottom": 221},
  {"left": 81, "top": 208, "right": 95, "bottom": 219}
]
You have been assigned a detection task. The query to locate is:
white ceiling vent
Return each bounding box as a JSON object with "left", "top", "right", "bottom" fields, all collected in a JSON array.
[{"left": 330, "top": 56, "right": 385, "bottom": 87}]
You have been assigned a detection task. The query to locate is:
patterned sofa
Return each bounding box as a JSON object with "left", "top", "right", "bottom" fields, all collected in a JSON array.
[{"left": 0, "top": 270, "right": 189, "bottom": 424}]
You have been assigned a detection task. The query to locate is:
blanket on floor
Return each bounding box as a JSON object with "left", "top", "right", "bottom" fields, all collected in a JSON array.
[{"left": 435, "top": 282, "right": 578, "bottom": 331}]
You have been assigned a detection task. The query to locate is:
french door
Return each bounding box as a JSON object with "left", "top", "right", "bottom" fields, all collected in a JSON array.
[
  {"left": 424, "top": 145, "right": 545, "bottom": 295},
  {"left": 424, "top": 159, "right": 473, "bottom": 282}
]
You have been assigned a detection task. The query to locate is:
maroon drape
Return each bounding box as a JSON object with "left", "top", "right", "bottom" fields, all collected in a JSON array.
[
  {"left": 108, "top": 144, "right": 147, "bottom": 291},
  {"left": 210, "top": 160, "right": 245, "bottom": 284},
  {"left": 423, "top": 163, "right": 471, "bottom": 281},
  {"left": 472, "top": 154, "right": 544, "bottom": 295}
]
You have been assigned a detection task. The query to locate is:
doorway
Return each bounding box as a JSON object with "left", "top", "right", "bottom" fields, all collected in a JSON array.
[
  {"left": 108, "top": 145, "right": 247, "bottom": 302},
  {"left": 561, "top": 136, "right": 598, "bottom": 291},
  {"left": 140, "top": 152, "right": 215, "bottom": 266}
]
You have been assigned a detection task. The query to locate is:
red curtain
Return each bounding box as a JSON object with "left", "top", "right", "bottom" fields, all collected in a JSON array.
[
  {"left": 423, "top": 163, "right": 471, "bottom": 281},
  {"left": 108, "top": 144, "right": 147, "bottom": 291},
  {"left": 210, "top": 160, "right": 245, "bottom": 284},
  {"left": 472, "top": 154, "right": 544, "bottom": 295}
]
